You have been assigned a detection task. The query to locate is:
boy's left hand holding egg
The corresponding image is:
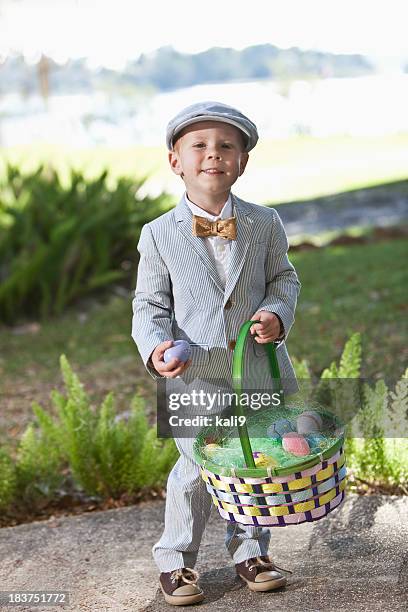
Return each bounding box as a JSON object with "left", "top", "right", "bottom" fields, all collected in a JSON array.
[{"left": 250, "top": 310, "right": 283, "bottom": 343}]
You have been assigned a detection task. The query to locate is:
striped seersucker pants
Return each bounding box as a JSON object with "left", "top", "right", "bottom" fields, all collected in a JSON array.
[{"left": 152, "top": 435, "right": 271, "bottom": 572}]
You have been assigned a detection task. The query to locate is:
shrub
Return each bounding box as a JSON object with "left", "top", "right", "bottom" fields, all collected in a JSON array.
[
  {"left": 0, "top": 355, "right": 179, "bottom": 518},
  {"left": 15, "top": 421, "right": 66, "bottom": 504},
  {"left": 347, "top": 370, "right": 408, "bottom": 488},
  {"left": 0, "top": 163, "right": 173, "bottom": 323},
  {"left": 294, "top": 334, "right": 407, "bottom": 489},
  {"left": 0, "top": 447, "right": 17, "bottom": 509},
  {"left": 5, "top": 354, "right": 178, "bottom": 509}
]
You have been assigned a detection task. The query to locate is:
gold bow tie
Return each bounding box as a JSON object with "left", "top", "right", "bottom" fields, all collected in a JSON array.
[{"left": 192, "top": 215, "right": 237, "bottom": 240}]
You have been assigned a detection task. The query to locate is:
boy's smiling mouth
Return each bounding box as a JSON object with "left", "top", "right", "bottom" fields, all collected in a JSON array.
[{"left": 202, "top": 168, "right": 224, "bottom": 175}]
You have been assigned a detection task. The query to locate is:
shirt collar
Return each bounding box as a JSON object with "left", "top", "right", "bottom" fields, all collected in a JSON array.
[{"left": 184, "top": 192, "right": 232, "bottom": 220}]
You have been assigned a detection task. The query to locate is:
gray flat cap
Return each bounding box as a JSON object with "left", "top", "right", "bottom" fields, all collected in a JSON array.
[{"left": 166, "top": 101, "right": 258, "bottom": 152}]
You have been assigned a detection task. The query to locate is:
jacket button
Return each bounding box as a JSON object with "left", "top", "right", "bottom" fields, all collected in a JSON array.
[
  {"left": 228, "top": 340, "right": 236, "bottom": 350},
  {"left": 224, "top": 298, "right": 232, "bottom": 310}
]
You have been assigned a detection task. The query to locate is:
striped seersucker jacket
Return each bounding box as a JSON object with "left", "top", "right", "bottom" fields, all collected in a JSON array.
[{"left": 131, "top": 192, "right": 301, "bottom": 396}]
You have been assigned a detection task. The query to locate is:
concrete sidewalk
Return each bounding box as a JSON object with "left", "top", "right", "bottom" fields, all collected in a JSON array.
[{"left": 0, "top": 494, "right": 407, "bottom": 612}]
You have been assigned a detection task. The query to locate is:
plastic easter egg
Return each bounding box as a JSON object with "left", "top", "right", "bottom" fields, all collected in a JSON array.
[
  {"left": 252, "top": 451, "right": 278, "bottom": 468},
  {"left": 307, "top": 432, "right": 327, "bottom": 452},
  {"left": 205, "top": 443, "right": 221, "bottom": 456},
  {"left": 282, "top": 432, "right": 311, "bottom": 456},
  {"left": 266, "top": 418, "right": 294, "bottom": 441},
  {"left": 296, "top": 410, "right": 323, "bottom": 435},
  {"left": 163, "top": 340, "right": 191, "bottom": 363}
]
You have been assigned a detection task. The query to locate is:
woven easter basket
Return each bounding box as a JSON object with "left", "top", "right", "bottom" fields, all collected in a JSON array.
[{"left": 193, "top": 320, "right": 347, "bottom": 527}]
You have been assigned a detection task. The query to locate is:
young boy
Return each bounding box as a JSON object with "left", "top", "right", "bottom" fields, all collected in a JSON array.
[{"left": 131, "top": 101, "right": 300, "bottom": 605}]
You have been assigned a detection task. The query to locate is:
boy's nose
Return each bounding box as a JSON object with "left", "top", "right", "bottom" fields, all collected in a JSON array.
[{"left": 207, "top": 150, "right": 222, "bottom": 160}]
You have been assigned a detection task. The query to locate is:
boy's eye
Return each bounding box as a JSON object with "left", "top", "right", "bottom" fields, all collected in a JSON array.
[{"left": 192, "top": 142, "right": 233, "bottom": 149}]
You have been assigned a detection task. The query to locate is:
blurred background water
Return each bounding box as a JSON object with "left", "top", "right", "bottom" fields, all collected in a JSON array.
[{"left": 2, "top": 74, "right": 408, "bottom": 146}]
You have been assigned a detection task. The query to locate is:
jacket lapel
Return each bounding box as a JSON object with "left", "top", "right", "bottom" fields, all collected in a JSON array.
[
  {"left": 174, "top": 193, "right": 254, "bottom": 301},
  {"left": 224, "top": 194, "right": 253, "bottom": 304},
  {"left": 175, "top": 196, "right": 225, "bottom": 292}
]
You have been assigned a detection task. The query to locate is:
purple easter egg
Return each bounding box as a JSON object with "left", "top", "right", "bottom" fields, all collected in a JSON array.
[
  {"left": 163, "top": 340, "right": 191, "bottom": 364},
  {"left": 282, "top": 432, "right": 311, "bottom": 456}
]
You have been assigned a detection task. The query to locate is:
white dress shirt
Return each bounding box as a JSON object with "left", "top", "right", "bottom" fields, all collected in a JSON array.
[
  {"left": 184, "top": 191, "right": 284, "bottom": 339},
  {"left": 184, "top": 192, "right": 233, "bottom": 288}
]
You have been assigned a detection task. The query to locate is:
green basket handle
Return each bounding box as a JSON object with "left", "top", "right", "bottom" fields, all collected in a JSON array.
[{"left": 231, "top": 319, "right": 285, "bottom": 468}]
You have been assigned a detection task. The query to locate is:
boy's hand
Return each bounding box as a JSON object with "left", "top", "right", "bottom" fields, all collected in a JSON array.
[
  {"left": 150, "top": 340, "right": 193, "bottom": 378},
  {"left": 249, "top": 310, "right": 283, "bottom": 343}
]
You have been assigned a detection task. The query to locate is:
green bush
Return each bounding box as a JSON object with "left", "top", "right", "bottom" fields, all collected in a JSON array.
[
  {"left": 0, "top": 163, "right": 172, "bottom": 323},
  {"left": 0, "top": 355, "right": 178, "bottom": 515},
  {"left": 15, "top": 421, "right": 65, "bottom": 504},
  {"left": 49, "top": 356, "right": 178, "bottom": 496},
  {"left": 347, "top": 370, "right": 408, "bottom": 488},
  {"left": 298, "top": 334, "right": 408, "bottom": 489},
  {"left": 0, "top": 447, "right": 17, "bottom": 509}
]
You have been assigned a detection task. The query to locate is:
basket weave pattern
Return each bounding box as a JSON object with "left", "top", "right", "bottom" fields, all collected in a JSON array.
[{"left": 194, "top": 321, "right": 347, "bottom": 527}]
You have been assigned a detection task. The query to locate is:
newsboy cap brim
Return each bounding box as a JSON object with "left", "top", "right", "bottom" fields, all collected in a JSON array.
[{"left": 166, "top": 101, "right": 258, "bottom": 152}]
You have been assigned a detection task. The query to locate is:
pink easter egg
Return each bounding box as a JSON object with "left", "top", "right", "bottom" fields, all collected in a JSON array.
[{"left": 282, "top": 432, "right": 311, "bottom": 456}]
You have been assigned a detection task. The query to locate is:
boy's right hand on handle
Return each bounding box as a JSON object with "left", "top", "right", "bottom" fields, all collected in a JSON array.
[{"left": 150, "top": 340, "right": 192, "bottom": 378}]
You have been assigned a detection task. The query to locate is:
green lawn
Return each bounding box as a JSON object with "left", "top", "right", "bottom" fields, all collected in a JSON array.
[
  {"left": 2, "top": 132, "right": 408, "bottom": 204},
  {"left": 288, "top": 238, "right": 407, "bottom": 380},
  {"left": 1, "top": 237, "right": 406, "bottom": 382}
]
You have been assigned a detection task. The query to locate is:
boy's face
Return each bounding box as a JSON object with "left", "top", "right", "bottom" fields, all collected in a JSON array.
[{"left": 168, "top": 121, "right": 249, "bottom": 201}]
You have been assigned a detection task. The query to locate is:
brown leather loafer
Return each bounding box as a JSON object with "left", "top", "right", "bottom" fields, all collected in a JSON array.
[
  {"left": 235, "top": 555, "right": 292, "bottom": 592},
  {"left": 159, "top": 567, "right": 204, "bottom": 606}
]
